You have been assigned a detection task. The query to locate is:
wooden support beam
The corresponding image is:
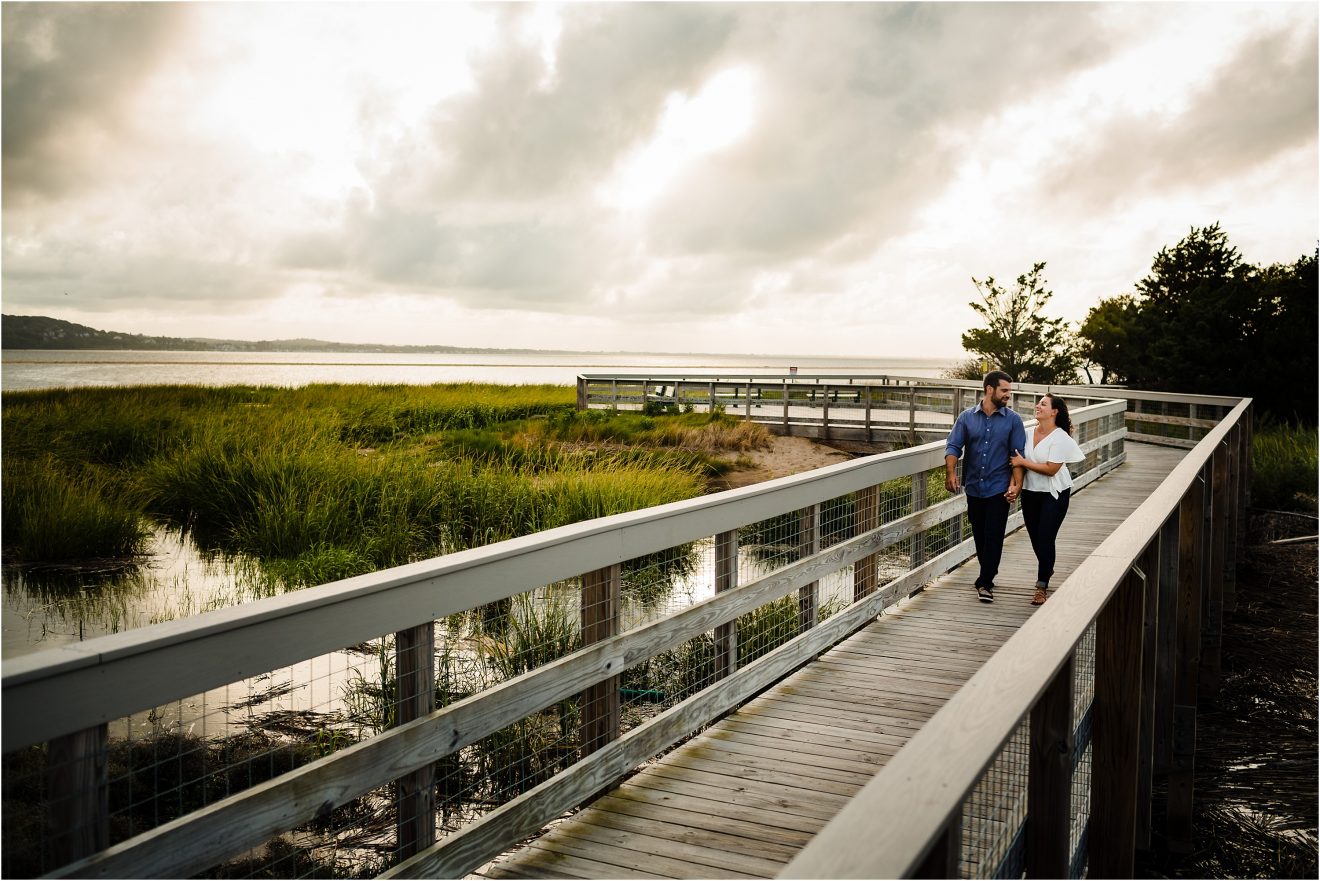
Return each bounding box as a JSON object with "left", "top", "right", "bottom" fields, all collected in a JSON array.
[
  {"left": 1136, "top": 539, "right": 1161, "bottom": 849},
  {"left": 853, "top": 486, "right": 879, "bottom": 602},
  {"left": 1167, "top": 474, "right": 1206, "bottom": 852},
  {"left": 395, "top": 622, "right": 436, "bottom": 858},
  {"left": 714, "top": 530, "right": 739, "bottom": 679},
  {"left": 914, "top": 808, "right": 962, "bottom": 879},
  {"left": 797, "top": 504, "right": 820, "bottom": 634},
  {"left": 1201, "top": 450, "right": 1226, "bottom": 700},
  {"left": 580, "top": 564, "right": 621, "bottom": 756},
  {"left": 1028, "top": 655, "right": 1074, "bottom": 879},
  {"left": 908, "top": 387, "right": 917, "bottom": 445},
  {"left": 1223, "top": 424, "right": 1240, "bottom": 612},
  {"left": 1090, "top": 561, "right": 1148, "bottom": 878},
  {"left": 48, "top": 724, "right": 109, "bottom": 868},
  {"left": 1152, "top": 515, "right": 1180, "bottom": 774},
  {"left": 910, "top": 471, "right": 927, "bottom": 569},
  {"left": 864, "top": 386, "right": 873, "bottom": 443},
  {"left": 822, "top": 384, "right": 831, "bottom": 441}
]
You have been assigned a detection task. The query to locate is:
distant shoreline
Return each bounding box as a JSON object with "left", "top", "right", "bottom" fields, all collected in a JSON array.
[{"left": 0, "top": 314, "right": 960, "bottom": 363}]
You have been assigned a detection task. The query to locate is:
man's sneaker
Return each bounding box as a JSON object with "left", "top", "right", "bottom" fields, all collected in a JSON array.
[
  {"left": 1031, "top": 587, "right": 1047, "bottom": 606},
  {"left": 977, "top": 586, "right": 994, "bottom": 603}
]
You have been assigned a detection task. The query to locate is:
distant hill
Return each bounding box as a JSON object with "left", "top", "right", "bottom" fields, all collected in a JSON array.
[{"left": 0, "top": 314, "right": 587, "bottom": 355}]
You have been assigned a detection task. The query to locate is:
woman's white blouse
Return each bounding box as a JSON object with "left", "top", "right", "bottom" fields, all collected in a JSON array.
[{"left": 1022, "top": 427, "right": 1086, "bottom": 497}]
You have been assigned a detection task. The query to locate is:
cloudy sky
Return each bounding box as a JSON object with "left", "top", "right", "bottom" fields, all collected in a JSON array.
[{"left": 3, "top": 2, "right": 1316, "bottom": 358}]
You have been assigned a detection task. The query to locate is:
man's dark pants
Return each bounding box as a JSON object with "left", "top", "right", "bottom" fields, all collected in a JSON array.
[{"left": 966, "top": 493, "right": 1010, "bottom": 589}]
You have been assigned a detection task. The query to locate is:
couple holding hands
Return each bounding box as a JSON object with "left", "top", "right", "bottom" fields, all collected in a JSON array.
[{"left": 943, "top": 370, "right": 1085, "bottom": 606}]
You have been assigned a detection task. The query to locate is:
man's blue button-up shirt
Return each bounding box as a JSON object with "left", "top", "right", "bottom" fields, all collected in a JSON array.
[{"left": 944, "top": 404, "right": 1027, "bottom": 498}]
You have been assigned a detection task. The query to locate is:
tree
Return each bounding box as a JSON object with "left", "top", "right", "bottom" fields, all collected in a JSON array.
[
  {"left": 1077, "top": 295, "right": 1141, "bottom": 384},
  {"left": 1077, "top": 224, "right": 1317, "bottom": 423},
  {"left": 961, "top": 262, "right": 1081, "bottom": 384}
]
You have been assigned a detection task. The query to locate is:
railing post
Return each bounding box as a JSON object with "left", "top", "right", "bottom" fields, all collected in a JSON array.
[
  {"left": 1239, "top": 405, "right": 1253, "bottom": 549},
  {"left": 822, "top": 383, "right": 830, "bottom": 441},
  {"left": 395, "top": 622, "right": 436, "bottom": 858},
  {"left": 908, "top": 386, "right": 917, "bottom": 445},
  {"left": 641, "top": 378, "right": 649, "bottom": 412},
  {"left": 1152, "top": 515, "right": 1180, "bottom": 775},
  {"left": 1167, "top": 473, "right": 1206, "bottom": 852},
  {"left": 853, "top": 485, "right": 878, "bottom": 601},
  {"left": 575, "top": 376, "right": 587, "bottom": 411},
  {"left": 48, "top": 724, "right": 109, "bottom": 867},
  {"left": 797, "top": 504, "right": 820, "bottom": 633},
  {"left": 1200, "top": 452, "right": 1225, "bottom": 701},
  {"left": 609, "top": 378, "right": 618, "bottom": 412},
  {"left": 715, "top": 530, "right": 739, "bottom": 678},
  {"left": 914, "top": 807, "right": 962, "bottom": 879},
  {"left": 864, "top": 385, "right": 873, "bottom": 443},
  {"left": 1028, "top": 654, "right": 1074, "bottom": 879},
  {"left": 1203, "top": 443, "right": 1230, "bottom": 697},
  {"left": 580, "top": 564, "right": 621, "bottom": 755},
  {"left": 1223, "top": 425, "right": 1240, "bottom": 614},
  {"left": 782, "top": 379, "right": 790, "bottom": 432},
  {"left": 1090, "top": 560, "right": 1148, "bottom": 878},
  {"left": 744, "top": 380, "right": 752, "bottom": 420},
  {"left": 709, "top": 381, "right": 716, "bottom": 413},
  {"left": 910, "top": 470, "right": 927, "bottom": 569},
  {"left": 1136, "top": 538, "right": 1161, "bottom": 849}
]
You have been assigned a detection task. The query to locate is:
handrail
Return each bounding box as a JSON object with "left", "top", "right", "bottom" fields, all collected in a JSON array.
[{"left": 780, "top": 396, "right": 1251, "bottom": 878}]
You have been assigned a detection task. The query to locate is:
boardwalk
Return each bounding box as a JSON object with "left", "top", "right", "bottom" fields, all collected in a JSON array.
[{"left": 480, "top": 442, "right": 1187, "bottom": 879}]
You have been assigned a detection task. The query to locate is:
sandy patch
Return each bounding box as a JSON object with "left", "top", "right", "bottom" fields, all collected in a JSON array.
[{"left": 711, "top": 434, "right": 853, "bottom": 490}]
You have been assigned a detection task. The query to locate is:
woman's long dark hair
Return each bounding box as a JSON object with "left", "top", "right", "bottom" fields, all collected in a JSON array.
[{"left": 1043, "top": 394, "right": 1073, "bottom": 435}]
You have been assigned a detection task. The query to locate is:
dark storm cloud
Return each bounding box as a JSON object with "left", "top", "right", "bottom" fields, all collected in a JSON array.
[
  {"left": 2, "top": 2, "right": 186, "bottom": 207},
  {"left": 1038, "top": 22, "right": 1319, "bottom": 210}
]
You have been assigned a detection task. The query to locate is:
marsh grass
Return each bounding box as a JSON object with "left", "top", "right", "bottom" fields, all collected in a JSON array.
[
  {"left": 2, "top": 384, "right": 732, "bottom": 581},
  {"left": 1, "top": 456, "right": 148, "bottom": 562},
  {"left": 1251, "top": 421, "right": 1318, "bottom": 512}
]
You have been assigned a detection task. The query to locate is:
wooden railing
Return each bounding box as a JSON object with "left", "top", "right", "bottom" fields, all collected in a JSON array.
[
  {"left": 1, "top": 391, "right": 1131, "bottom": 879},
  {"left": 576, "top": 372, "right": 1239, "bottom": 449},
  {"left": 781, "top": 396, "right": 1252, "bottom": 878}
]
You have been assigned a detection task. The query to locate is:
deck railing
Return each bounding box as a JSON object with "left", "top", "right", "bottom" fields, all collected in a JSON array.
[
  {"left": 576, "top": 372, "right": 1239, "bottom": 449},
  {"left": 1, "top": 391, "right": 1131, "bottom": 879},
  {"left": 782, "top": 396, "right": 1252, "bottom": 878}
]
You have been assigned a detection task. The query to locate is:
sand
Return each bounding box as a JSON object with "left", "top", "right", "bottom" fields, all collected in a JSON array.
[{"left": 711, "top": 434, "right": 854, "bottom": 490}]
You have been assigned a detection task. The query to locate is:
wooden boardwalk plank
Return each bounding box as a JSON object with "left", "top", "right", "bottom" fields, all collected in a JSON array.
[{"left": 478, "top": 444, "right": 1186, "bottom": 879}]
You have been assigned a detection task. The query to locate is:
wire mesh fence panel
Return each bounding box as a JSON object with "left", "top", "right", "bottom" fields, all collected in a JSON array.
[
  {"left": 1069, "top": 740, "right": 1093, "bottom": 878},
  {"left": 3, "top": 635, "right": 422, "bottom": 878},
  {"left": 959, "top": 716, "right": 1030, "bottom": 879},
  {"left": 1066, "top": 620, "right": 1098, "bottom": 879}
]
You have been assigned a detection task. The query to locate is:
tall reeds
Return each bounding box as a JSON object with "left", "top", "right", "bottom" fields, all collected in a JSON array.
[
  {"left": 1, "top": 384, "right": 740, "bottom": 585},
  {"left": 1251, "top": 421, "right": 1318, "bottom": 512}
]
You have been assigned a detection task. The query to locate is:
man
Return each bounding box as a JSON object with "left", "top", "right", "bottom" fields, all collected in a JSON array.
[{"left": 944, "top": 370, "right": 1026, "bottom": 603}]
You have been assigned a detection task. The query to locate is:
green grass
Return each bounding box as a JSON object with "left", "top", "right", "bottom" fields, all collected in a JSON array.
[
  {"left": 2, "top": 385, "right": 769, "bottom": 587},
  {"left": 1251, "top": 422, "right": 1318, "bottom": 512},
  {"left": 1, "top": 456, "right": 148, "bottom": 562}
]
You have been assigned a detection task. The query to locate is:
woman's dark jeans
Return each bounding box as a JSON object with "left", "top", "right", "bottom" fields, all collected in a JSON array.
[{"left": 1021, "top": 488, "right": 1071, "bottom": 587}]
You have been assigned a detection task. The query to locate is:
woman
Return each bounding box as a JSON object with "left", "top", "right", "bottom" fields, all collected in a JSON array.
[{"left": 1010, "top": 394, "right": 1085, "bottom": 605}]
